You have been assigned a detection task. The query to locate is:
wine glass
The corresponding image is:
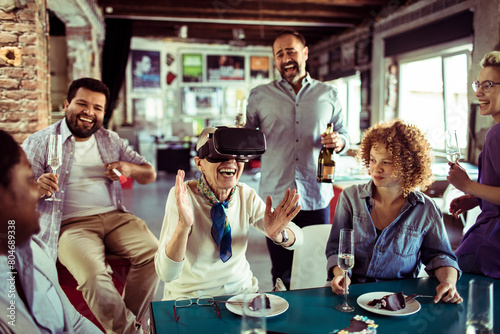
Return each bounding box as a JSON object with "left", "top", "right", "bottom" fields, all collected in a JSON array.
[
  {"left": 336, "top": 228, "right": 355, "bottom": 312},
  {"left": 445, "top": 130, "right": 460, "bottom": 163},
  {"left": 240, "top": 293, "right": 266, "bottom": 334},
  {"left": 45, "top": 134, "right": 62, "bottom": 202}
]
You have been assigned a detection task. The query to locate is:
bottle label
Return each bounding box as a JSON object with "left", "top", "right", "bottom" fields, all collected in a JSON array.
[{"left": 323, "top": 166, "right": 335, "bottom": 179}]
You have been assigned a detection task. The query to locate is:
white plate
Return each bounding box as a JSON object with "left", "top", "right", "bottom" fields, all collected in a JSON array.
[
  {"left": 357, "top": 291, "right": 421, "bottom": 316},
  {"left": 225, "top": 293, "right": 289, "bottom": 317}
]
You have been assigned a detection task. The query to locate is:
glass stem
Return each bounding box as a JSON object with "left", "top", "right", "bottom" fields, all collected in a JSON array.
[
  {"left": 343, "top": 271, "right": 348, "bottom": 307},
  {"left": 51, "top": 168, "right": 58, "bottom": 200}
]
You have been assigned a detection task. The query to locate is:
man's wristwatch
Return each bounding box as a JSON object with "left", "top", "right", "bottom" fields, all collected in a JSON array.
[{"left": 273, "top": 229, "right": 289, "bottom": 245}]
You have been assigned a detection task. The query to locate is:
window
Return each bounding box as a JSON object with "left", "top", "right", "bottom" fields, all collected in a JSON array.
[
  {"left": 395, "top": 43, "right": 471, "bottom": 152},
  {"left": 327, "top": 73, "right": 361, "bottom": 144}
]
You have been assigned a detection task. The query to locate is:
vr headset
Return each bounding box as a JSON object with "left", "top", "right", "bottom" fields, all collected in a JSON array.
[{"left": 197, "top": 127, "right": 266, "bottom": 163}]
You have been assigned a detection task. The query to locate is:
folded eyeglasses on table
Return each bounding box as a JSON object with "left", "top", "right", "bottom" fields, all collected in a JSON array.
[{"left": 173, "top": 296, "right": 222, "bottom": 321}]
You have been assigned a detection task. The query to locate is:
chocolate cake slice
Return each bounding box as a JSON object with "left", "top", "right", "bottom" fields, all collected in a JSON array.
[
  {"left": 249, "top": 294, "right": 271, "bottom": 311},
  {"left": 367, "top": 291, "right": 406, "bottom": 311}
]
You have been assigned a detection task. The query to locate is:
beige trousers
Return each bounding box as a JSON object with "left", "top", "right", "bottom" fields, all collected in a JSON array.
[{"left": 58, "top": 210, "right": 159, "bottom": 334}]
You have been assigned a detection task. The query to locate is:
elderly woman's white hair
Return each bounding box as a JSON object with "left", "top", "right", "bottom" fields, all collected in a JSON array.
[
  {"left": 196, "top": 127, "right": 217, "bottom": 151},
  {"left": 480, "top": 51, "right": 500, "bottom": 67}
]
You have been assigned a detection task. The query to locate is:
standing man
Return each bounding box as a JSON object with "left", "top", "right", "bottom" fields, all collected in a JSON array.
[
  {"left": 246, "top": 30, "right": 350, "bottom": 289},
  {"left": 22, "top": 78, "right": 159, "bottom": 334}
]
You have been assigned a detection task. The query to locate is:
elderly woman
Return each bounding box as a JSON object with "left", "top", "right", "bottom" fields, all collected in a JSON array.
[
  {"left": 448, "top": 51, "right": 500, "bottom": 279},
  {"left": 155, "top": 127, "right": 303, "bottom": 300},
  {"left": 326, "top": 120, "right": 462, "bottom": 304}
]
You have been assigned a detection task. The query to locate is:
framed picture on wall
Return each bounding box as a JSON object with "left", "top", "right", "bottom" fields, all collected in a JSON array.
[
  {"left": 341, "top": 42, "right": 355, "bottom": 71},
  {"left": 131, "top": 50, "right": 161, "bottom": 92},
  {"left": 182, "top": 54, "right": 203, "bottom": 82},
  {"left": 181, "top": 87, "right": 222, "bottom": 116},
  {"left": 250, "top": 56, "right": 269, "bottom": 80},
  {"left": 207, "top": 55, "right": 245, "bottom": 81}
]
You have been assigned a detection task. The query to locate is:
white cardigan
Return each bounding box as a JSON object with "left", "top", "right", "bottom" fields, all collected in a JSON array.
[{"left": 155, "top": 181, "right": 303, "bottom": 300}]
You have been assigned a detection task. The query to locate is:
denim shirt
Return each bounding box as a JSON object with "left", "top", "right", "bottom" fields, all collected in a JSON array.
[
  {"left": 326, "top": 180, "right": 461, "bottom": 282},
  {"left": 245, "top": 73, "right": 349, "bottom": 211}
]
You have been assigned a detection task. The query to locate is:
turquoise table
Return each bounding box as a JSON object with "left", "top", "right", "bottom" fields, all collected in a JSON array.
[{"left": 150, "top": 274, "right": 499, "bottom": 334}]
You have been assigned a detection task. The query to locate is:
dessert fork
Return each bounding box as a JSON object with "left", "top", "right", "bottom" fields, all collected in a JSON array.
[{"left": 405, "top": 294, "right": 434, "bottom": 302}]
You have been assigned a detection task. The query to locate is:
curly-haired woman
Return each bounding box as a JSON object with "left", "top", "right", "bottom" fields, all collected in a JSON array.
[
  {"left": 448, "top": 51, "right": 500, "bottom": 279},
  {"left": 326, "top": 120, "right": 463, "bottom": 304}
]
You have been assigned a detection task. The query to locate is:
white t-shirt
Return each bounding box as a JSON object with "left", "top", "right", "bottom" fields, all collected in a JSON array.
[{"left": 62, "top": 135, "right": 116, "bottom": 220}]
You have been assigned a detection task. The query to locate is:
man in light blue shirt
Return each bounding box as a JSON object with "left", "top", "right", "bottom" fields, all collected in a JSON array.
[{"left": 246, "top": 30, "right": 349, "bottom": 288}]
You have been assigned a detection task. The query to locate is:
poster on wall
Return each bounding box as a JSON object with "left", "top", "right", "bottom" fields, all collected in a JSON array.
[
  {"left": 207, "top": 55, "right": 245, "bottom": 81},
  {"left": 181, "top": 87, "right": 222, "bottom": 116},
  {"left": 250, "top": 56, "right": 269, "bottom": 80},
  {"left": 182, "top": 54, "right": 203, "bottom": 82},
  {"left": 131, "top": 50, "right": 161, "bottom": 91},
  {"left": 341, "top": 42, "right": 356, "bottom": 71}
]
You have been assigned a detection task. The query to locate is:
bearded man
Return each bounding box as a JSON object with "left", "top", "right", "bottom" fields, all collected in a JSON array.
[
  {"left": 245, "top": 30, "right": 350, "bottom": 290},
  {"left": 22, "top": 78, "right": 159, "bottom": 334}
]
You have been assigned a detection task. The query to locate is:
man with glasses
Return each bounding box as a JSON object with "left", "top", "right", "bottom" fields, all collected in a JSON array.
[
  {"left": 155, "top": 127, "right": 304, "bottom": 300},
  {"left": 245, "top": 30, "right": 350, "bottom": 289}
]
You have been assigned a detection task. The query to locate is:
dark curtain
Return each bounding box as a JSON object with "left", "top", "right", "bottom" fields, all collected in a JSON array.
[{"left": 102, "top": 18, "right": 132, "bottom": 128}]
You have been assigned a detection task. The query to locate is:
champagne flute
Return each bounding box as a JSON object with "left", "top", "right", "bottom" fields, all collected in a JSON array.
[
  {"left": 445, "top": 130, "right": 460, "bottom": 163},
  {"left": 336, "top": 228, "right": 355, "bottom": 312},
  {"left": 45, "top": 134, "right": 62, "bottom": 202}
]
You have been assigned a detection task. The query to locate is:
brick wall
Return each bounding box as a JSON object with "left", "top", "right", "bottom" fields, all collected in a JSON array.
[{"left": 0, "top": 0, "right": 50, "bottom": 143}]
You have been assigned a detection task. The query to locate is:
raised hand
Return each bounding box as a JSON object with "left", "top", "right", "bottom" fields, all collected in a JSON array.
[
  {"left": 175, "top": 170, "right": 194, "bottom": 228},
  {"left": 264, "top": 188, "right": 301, "bottom": 241}
]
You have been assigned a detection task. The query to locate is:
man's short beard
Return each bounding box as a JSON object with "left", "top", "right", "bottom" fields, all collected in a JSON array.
[{"left": 65, "top": 115, "right": 102, "bottom": 139}]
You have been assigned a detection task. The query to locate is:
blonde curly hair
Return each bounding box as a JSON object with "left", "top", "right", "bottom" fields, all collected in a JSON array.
[{"left": 357, "top": 119, "right": 434, "bottom": 197}]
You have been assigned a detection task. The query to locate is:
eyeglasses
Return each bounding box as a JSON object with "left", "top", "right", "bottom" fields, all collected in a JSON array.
[
  {"left": 173, "top": 295, "right": 221, "bottom": 322},
  {"left": 472, "top": 81, "right": 500, "bottom": 93}
]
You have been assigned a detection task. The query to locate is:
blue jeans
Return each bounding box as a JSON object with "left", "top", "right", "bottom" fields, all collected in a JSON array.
[{"left": 266, "top": 206, "right": 330, "bottom": 290}]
